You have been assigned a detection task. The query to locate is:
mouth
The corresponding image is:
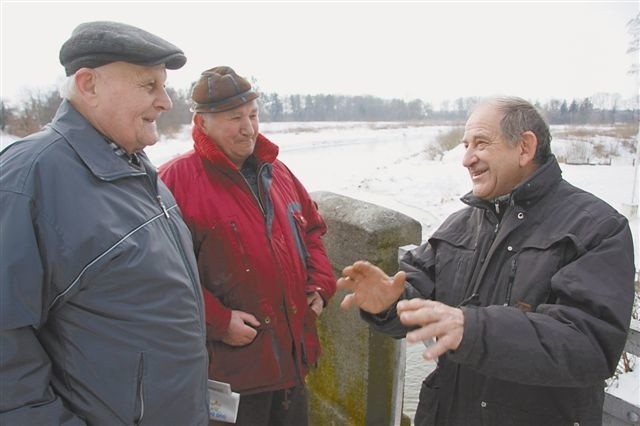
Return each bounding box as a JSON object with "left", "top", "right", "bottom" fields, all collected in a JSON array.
[{"left": 469, "top": 169, "right": 487, "bottom": 181}]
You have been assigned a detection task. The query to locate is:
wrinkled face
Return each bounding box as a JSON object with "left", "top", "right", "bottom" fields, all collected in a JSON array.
[
  {"left": 197, "top": 100, "right": 259, "bottom": 168},
  {"left": 461, "top": 104, "right": 525, "bottom": 200},
  {"left": 92, "top": 62, "right": 172, "bottom": 153}
]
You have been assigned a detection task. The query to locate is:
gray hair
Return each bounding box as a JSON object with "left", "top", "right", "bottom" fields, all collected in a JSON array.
[
  {"left": 480, "top": 96, "right": 552, "bottom": 165},
  {"left": 58, "top": 75, "right": 77, "bottom": 100}
]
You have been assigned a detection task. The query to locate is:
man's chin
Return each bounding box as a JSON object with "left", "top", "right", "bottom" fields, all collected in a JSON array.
[
  {"left": 139, "top": 133, "right": 161, "bottom": 149},
  {"left": 472, "top": 187, "right": 490, "bottom": 200}
]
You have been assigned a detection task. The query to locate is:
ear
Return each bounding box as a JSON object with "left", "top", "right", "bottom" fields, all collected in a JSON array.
[
  {"left": 193, "top": 113, "right": 207, "bottom": 133},
  {"left": 73, "top": 68, "right": 99, "bottom": 107},
  {"left": 519, "top": 131, "right": 538, "bottom": 167}
]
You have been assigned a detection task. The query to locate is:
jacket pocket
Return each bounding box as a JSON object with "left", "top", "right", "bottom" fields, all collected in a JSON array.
[
  {"left": 414, "top": 375, "right": 439, "bottom": 426},
  {"left": 508, "top": 235, "right": 573, "bottom": 310},
  {"left": 133, "top": 352, "right": 146, "bottom": 425},
  {"left": 229, "top": 221, "right": 251, "bottom": 275},
  {"left": 198, "top": 217, "right": 252, "bottom": 301},
  {"left": 208, "top": 328, "right": 283, "bottom": 393},
  {"left": 432, "top": 241, "right": 475, "bottom": 306},
  {"left": 480, "top": 379, "right": 601, "bottom": 426}
]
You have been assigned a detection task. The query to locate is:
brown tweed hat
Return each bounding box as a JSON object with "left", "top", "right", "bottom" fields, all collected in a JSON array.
[{"left": 191, "top": 66, "right": 259, "bottom": 113}]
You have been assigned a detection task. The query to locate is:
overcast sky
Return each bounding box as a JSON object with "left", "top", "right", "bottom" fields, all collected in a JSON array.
[{"left": 1, "top": 1, "right": 638, "bottom": 107}]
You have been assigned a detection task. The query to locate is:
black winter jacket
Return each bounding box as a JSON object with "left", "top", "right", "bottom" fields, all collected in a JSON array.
[{"left": 365, "top": 157, "right": 635, "bottom": 426}]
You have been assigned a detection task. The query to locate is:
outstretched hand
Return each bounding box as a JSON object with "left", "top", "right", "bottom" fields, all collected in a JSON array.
[
  {"left": 397, "top": 298, "right": 464, "bottom": 360},
  {"left": 336, "top": 260, "right": 406, "bottom": 314},
  {"left": 222, "top": 310, "right": 260, "bottom": 346}
]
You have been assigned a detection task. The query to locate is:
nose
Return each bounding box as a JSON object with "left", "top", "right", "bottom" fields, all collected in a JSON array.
[
  {"left": 240, "top": 117, "right": 255, "bottom": 137},
  {"left": 155, "top": 87, "right": 173, "bottom": 111},
  {"left": 462, "top": 144, "right": 476, "bottom": 168}
]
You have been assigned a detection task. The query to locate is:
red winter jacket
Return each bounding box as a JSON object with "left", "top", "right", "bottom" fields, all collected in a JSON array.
[{"left": 159, "top": 126, "right": 336, "bottom": 394}]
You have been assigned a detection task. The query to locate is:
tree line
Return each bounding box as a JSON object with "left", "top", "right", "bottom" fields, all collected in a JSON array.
[{"left": 1, "top": 87, "right": 637, "bottom": 138}]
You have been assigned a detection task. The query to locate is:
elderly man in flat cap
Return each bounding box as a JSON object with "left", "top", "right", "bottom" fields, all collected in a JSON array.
[
  {"left": 0, "top": 21, "right": 209, "bottom": 425},
  {"left": 159, "top": 66, "right": 336, "bottom": 426}
]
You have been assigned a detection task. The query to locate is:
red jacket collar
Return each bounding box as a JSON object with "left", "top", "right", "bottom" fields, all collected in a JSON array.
[{"left": 192, "top": 124, "right": 279, "bottom": 169}]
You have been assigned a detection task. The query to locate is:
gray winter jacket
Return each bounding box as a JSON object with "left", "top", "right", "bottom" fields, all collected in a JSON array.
[
  {"left": 364, "top": 158, "right": 635, "bottom": 426},
  {"left": 0, "top": 101, "right": 209, "bottom": 425}
]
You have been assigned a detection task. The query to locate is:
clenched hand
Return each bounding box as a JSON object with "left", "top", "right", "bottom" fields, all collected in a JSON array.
[{"left": 222, "top": 310, "right": 261, "bottom": 346}]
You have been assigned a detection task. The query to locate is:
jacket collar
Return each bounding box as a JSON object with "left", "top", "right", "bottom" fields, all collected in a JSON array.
[
  {"left": 49, "top": 100, "right": 148, "bottom": 181},
  {"left": 461, "top": 156, "right": 563, "bottom": 210},
  {"left": 192, "top": 123, "right": 279, "bottom": 170}
]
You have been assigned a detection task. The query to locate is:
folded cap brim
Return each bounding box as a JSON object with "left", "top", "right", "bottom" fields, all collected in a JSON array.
[{"left": 191, "top": 90, "right": 259, "bottom": 113}]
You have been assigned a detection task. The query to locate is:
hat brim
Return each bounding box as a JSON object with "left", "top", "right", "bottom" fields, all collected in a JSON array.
[
  {"left": 159, "top": 52, "right": 187, "bottom": 70},
  {"left": 191, "top": 91, "right": 259, "bottom": 113}
]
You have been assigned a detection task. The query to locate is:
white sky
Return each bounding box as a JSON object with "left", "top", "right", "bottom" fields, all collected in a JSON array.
[{"left": 1, "top": 1, "right": 639, "bottom": 107}]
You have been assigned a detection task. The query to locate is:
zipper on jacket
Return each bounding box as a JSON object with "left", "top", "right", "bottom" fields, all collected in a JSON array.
[
  {"left": 466, "top": 218, "right": 501, "bottom": 300},
  {"left": 238, "top": 169, "right": 266, "bottom": 216},
  {"left": 261, "top": 217, "right": 306, "bottom": 386},
  {"left": 457, "top": 292, "right": 480, "bottom": 308},
  {"left": 256, "top": 163, "right": 268, "bottom": 215},
  {"left": 156, "top": 195, "right": 170, "bottom": 218},
  {"left": 504, "top": 255, "right": 518, "bottom": 306},
  {"left": 138, "top": 156, "right": 171, "bottom": 220},
  {"left": 257, "top": 163, "right": 275, "bottom": 240},
  {"left": 139, "top": 157, "right": 204, "bottom": 324},
  {"left": 238, "top": 163, "right": 276, "bottom": 241}
]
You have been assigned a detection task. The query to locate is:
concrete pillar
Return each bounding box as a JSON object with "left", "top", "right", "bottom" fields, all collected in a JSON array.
[{"left": 307, "top": 191, "right": 422, "bottom": 426}]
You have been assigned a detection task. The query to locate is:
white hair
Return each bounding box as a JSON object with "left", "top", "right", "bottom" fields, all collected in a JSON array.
[{"left": 58, "top": 75, "right": 78, "bottom": 100}]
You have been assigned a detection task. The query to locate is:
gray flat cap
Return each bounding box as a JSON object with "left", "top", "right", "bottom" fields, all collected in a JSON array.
[{"left": 59, "top": 21, "right": 187, "bottom": 76}]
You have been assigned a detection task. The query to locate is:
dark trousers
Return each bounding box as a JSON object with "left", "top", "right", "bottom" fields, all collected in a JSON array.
[{"left": 210, "top": 384, "right": 308, "bottom": 426}]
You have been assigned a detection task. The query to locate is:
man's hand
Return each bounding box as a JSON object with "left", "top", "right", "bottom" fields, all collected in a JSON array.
[
  {"left": 307, "top": 291, "right": 324, "bottom": 316},
  {"left": 337, "top": 260, "right": 406, "bottom": 314},
  {"left": 397, "top": 298, "right": 464, "bottom": 360},
  {"left": 222, "top": 310, "right": 261, "bottom": 346}
]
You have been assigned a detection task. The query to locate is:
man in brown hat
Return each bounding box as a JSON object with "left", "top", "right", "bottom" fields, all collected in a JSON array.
[
  {"left": 159, "top": 66, "right": 336, "bottom": 426},
  {"left": 1, "top": 21, "right": 209, "bottom": 425}
]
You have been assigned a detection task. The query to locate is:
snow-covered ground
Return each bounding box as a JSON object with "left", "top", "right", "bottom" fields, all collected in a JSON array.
[
  {"left": 2, "top": 121, "right": 638, "bottom": 420},
  {"left": 143, "top": 121, "right": 638, "bottom": 252}
]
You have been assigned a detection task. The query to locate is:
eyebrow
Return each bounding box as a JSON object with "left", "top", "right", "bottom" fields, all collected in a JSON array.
[{"left": 470, "top": 130, "right": 494, "bottom": 141}]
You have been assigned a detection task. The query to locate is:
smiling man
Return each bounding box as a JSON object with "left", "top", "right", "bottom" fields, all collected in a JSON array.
[
  {"left": 159, "top": 66, "right": 335, "bottom": 426},
  {"left": 0, "top": 21, "right": 209, "bottom": 425},
  {"left": 337, "top": 96, "right": 635, "bottom": 426}
]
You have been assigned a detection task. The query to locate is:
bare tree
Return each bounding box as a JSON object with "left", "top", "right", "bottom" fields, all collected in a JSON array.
[
  {"left": 156, "top": 86, "right": 192, "bottom": 136},
  {"left": 0, "top": 99, "right": 16, "bottom": 132},
  {"left": 7, "top": 89, "right": 61, "bottom": 137},
  {"left": 625, "top": 12, "right": 639, "bottom": 211},
  {"left": 627, "top": 12, "right": 639, "bottom": 77}
]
